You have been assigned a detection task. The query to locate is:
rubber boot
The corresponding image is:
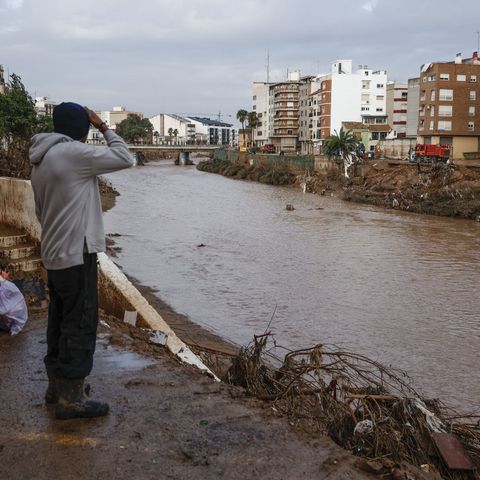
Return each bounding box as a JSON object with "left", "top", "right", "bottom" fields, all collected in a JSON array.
[
  {"left": 45, "top": 376, "right": 91, "bottom": 404},
  {"left": 55, "top": 378, "right": 109, "bottom": 420}
]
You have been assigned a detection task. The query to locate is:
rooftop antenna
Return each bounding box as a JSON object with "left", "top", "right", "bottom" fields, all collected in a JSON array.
[
  {"left": 266, "top": 49, "right": 270, "bottom": 83},
  {"left": 476, "top": 31, "right": 480, "bottom": 52}
]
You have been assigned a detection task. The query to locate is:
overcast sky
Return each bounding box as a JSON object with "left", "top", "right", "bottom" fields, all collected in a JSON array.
[{"left": 2, "top": 0, "right": 480, "bottom": 123}]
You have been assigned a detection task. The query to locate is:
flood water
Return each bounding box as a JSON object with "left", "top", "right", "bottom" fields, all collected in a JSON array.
[{"left": 104, "top": 160, "right": 480, "bottom": 411}]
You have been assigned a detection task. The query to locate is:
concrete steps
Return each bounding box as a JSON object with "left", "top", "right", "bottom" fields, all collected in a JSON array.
[
  {"left": 0, "top": 227, "right": 41, "bottom": 272},
  {"left": 0, "top": 225, "right": 46, "bottom": 306}
]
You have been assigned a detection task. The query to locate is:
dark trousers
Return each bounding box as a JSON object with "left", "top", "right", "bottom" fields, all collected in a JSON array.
[{"left": 45, "top": 253, "right": 99, "bottom": 379}]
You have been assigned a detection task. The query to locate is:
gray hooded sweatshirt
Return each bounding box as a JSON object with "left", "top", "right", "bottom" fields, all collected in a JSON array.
[{"left": 29, "top": 130, "right": 134, "bottom": 270}]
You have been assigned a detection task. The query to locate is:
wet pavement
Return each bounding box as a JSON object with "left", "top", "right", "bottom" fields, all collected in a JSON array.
[{"left": 0, "top": 312, "right": 369, "bottom": 480}]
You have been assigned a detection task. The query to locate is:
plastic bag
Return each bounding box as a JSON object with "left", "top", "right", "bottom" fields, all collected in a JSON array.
[{"left": 0, "top": 279, "right": 28, "bottom": 335}]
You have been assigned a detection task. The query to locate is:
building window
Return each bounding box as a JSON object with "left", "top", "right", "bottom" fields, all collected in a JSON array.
[
  {"left": 253, "top": 95, "right": 257, "bottom": 100},
  {"left": 371, "top": 132, "right": 379, "bottom": 140},
  {"left": 430, "top": 105, "right": 435, "bottom": 116},
  {"left": 322, "top": 82, "right": 326, "bottom": 90},
  {"left": 438, "top": 105, "right": 452, "bottom": 116},
  {"left": 361, "top": 94, "right": 370, "bottom": 103},
  {"left": 376, "top": 108, "right": 383, "bottom": 112},
  {"left": 468, "top": 122, "right": 475, "bottom": 131},
  {"left": 287, "top": 129, "right": 293, "bottom": 135},
  {"left": 469, "top": 90, "right": 476, "bottom": 100},
  {"left": 423, "top": 76, "right": 427, "bottom": 82},
  {"left": 362, "top": 80, "right": 371, "bottom": 89},
  {"left": 257, "top": 131, "right": 262, "bottom": 136},
  {"left": 428, "top": 75, "right": 436, "bottom": 81},
  {"left": 469, "top": 106, "right": 476, "bottom": 116},
  {"left": 376, "top": 83, "right": 384, "bottom": 88},
  {"left": 361, "top": 106, "right": 370, "bottom": 111},
  {"left": 429, "top": 120, "right": 434, "bottom": 130},
  {"left": 437, "top": 120, "right": 452, "bottom": 131},
  {"left": 439, "top": 89, "right": 453, "bottom": 100},
  {"left": 376, "top": 95, "right": 384, "bottom": 100},
  {"left": 253, "top": 105, "right": 256, "bottom": 110},
  {"left": 470, "top": 75, "right": 477, "bottom": 82},
  {"left": 440, "top": 73, "right": 450, "bottom": 81},
  {"left": 456, "top": 74, "right": 466, "bottom": 82},
  {"left": 430, "top": 90, "right": 436, "bottom": 101}
]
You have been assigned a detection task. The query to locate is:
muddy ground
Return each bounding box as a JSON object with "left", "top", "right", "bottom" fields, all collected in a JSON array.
[{"left": 0, "top": 309, "right": 376, "bottom": 480}]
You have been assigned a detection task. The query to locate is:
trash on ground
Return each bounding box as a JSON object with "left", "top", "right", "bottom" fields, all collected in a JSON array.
[
  {"left": 0, "top": 277, "right": 28, "bottom": 335},
  {"left": 226, "top": 332, "right": 480, "bottom": 479}
]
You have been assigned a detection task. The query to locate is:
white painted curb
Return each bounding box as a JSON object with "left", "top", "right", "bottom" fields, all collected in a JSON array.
[{"left": 98, "top": 253, "right": 219, "bottom": 381}]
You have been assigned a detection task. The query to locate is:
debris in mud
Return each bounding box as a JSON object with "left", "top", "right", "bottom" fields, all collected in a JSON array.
[
  {"left": 226, "top": 333, "right": 480, "bottom": 479},
  {"left": 286, "top": 204, "right": 295, "bottom": 211},
  {"left": 344, "top": 163, "right": 480, "bottom": 220},
  {"left": 196, "top": 243, "right": 206, "bottom": 248}
]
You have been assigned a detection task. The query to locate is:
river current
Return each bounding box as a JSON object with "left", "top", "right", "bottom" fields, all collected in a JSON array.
[{"left": 104, "top": 160, "right": 480, "bottom": 410}]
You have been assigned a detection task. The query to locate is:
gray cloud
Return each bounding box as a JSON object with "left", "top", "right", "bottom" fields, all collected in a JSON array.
[{"left": 1, "top": 0, "right": 479, "bottom": 121}]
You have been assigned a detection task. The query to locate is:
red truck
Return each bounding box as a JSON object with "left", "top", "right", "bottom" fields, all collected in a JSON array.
[
  {"left": 260, "top": 144, "right": 276, "bottom": 154},
  {"left": 413, "top": 144, "right": 451, "bottom": 163}
]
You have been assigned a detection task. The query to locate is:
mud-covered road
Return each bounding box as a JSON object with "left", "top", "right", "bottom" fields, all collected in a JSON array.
[{"left": 0, "top": 312, "right": 372, "bottom": 480}]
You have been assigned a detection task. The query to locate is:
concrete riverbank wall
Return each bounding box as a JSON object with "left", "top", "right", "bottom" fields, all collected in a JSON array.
[
  {"left": 0, "top": 176, "right": 215, "bottom": 377},
  {"left": 213, "top": 149, "right": 338, "bottom": 174}
]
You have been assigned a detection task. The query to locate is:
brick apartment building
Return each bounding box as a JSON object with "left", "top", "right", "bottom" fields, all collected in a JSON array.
[
  {"left": 417, "top": 52, "right": 480, "bottom": 159},
  {"left": 386, "top": 82, "right": 408, "bottom": 137}
]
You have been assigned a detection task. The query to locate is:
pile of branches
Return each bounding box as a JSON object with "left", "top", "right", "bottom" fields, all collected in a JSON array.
[{"left": 226, "top": 333, "right": 479, "bottom": 479}]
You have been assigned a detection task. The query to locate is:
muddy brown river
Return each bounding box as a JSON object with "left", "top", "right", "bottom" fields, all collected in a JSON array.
[{"left": 104, "top": 160, "right": 480, "bottom": 411}]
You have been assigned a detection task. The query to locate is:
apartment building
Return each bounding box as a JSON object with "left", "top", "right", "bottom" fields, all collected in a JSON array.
[
  {"left": 298, "top": 76, "right": 320, "bottom": 154},
  {"left": 252, "top": 82, "right": 270, "bottom": 147},
  {"left": 149, "top": 113, "right": 194, "bottom": 143},
  {"left": 406, "top": 77, "right": 420, "bottom": 137},
  {"left": 34, "top": 96, "right": 56, "bottom": 117},
  {"left": 417, "top": 52, "right": 480, "bottom": 159},
  {"left": 268, "top": 70, "right": 302, "bottom": 152},
  {"left": 386, "top": 82, "right": 408, "bottom": 137},
  {"left": 317, "top": 60, "right": 388, "bottom": 145},
  {"left": 187, "top": 117, "right": 236, "bottom": 146}
]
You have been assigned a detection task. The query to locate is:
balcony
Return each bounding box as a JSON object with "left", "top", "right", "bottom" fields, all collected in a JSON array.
[{"left": 272, "top": 85, "right": 299, "bottom": 93}]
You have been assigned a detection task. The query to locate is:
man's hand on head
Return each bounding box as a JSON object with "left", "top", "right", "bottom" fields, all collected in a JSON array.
[{"left": 84, "top": 107, "right": 109, "bottom": 133}]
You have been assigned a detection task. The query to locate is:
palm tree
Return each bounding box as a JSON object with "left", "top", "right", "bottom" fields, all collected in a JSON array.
[
  {"left": 236, "top": 109, "right": 248, "bottom": 147},
  {"left": 247, "top": 111, "right": 258, "bottom": 148},
  {"left": 153, "top": 131, "right": 159, "bottom": 144},
  {"left": 323, "top": 127, "right": 360, "bottom": 178}
]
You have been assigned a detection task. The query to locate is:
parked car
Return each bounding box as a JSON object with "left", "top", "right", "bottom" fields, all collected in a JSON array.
[{"left": 260, "top": 144, "right": 276, "bottom": 154}]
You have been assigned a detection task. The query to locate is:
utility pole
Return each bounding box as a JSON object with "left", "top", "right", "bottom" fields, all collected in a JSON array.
[{"left": 476, "top": 31, "right": 480, "bottom": 53}]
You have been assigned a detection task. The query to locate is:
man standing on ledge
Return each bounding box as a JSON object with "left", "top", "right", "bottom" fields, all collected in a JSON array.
[{"left": 29, "top": 103, "right": 134, "bottom": 419}]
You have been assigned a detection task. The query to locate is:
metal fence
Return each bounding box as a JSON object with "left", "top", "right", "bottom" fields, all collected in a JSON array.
[{"left": 213, "top": 149, "right": 315, "bottom": 171}]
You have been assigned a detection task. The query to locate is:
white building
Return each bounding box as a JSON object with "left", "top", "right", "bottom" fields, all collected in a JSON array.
[
  {"left": 317, "top": 60, "right": 388, "bottom": 144},
  {"left": 34, "top": 96, "right": 56, "bottom": 117},
  {"left": 252, "top": 82, "right": 271, "bottom": 146},
  {"left": 149, "top": 113, "right": 194, "bottom": 144},
  {"left": 406, "top": 77, "right": 420, "bottom": 138},
  {"left": 186, "top": 117, "right": 237, "bottom": 146}
]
